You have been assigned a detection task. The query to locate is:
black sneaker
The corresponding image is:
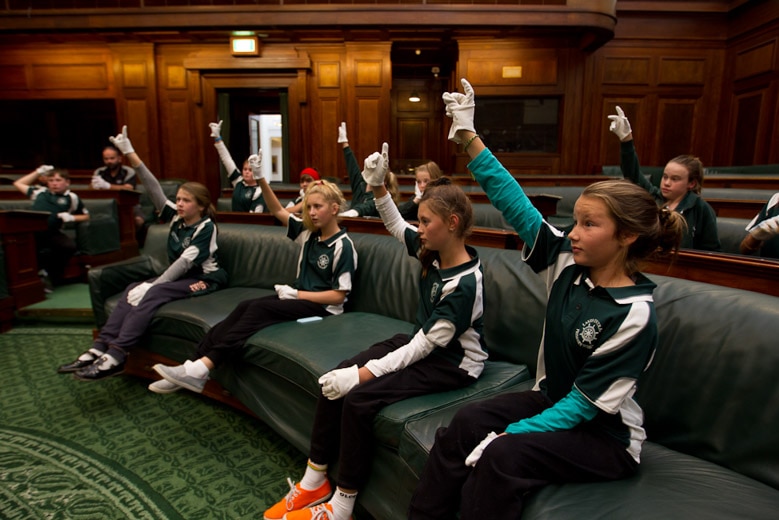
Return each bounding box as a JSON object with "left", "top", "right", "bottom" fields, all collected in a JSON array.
[
  {"left": 73, "top": 357, "right": 125, "bottom": 381},
  {"left": 57, "top": 353, "right": 97, "bottom": 373}
]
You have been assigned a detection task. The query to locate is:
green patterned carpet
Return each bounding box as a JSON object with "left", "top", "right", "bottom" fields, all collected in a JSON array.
[{"left": 0, "top": 328, "right": 307, "bottom": 519}]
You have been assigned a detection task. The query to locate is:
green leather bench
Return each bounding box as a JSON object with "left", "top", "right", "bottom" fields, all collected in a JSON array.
[{"left": 89, "top": 223, "right": 779, "bottom": 519}]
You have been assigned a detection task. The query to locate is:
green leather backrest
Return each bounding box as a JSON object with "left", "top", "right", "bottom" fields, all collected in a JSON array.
[{"left": 638, "top": 275, "right": 779, "bottom": 489}]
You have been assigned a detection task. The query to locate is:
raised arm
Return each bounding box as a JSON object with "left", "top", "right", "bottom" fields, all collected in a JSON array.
[
  {"left": 14, "top": 165, "right": 53, "bottom": 195},
  {"left": 443, "top": 79, "right": 542, "bottom": 246},
  {"left": 109, "top": 126, "right": 169, "bottom": 213},
  {"left": 608, "top": 106, "right": 656, "bottom": 194},
  {"left": 363, "top": 143, "right": 414, "bottom": 242},
  {"left": 251, "top": 152, "right": 291, "bottom": 226},
  {"left": 210, "top": 120, "right": 241, "bottom": 187}
]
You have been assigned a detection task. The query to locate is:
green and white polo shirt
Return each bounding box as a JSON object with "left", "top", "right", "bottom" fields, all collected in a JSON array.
[
  {"left": 287, "top": 215, "right": 357, "bottom": 315},
  {"left": 526, "top": 222, "right": 658, "bottom": 461}
]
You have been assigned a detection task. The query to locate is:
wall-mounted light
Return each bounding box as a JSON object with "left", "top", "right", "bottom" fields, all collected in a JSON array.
[
  {"left": 231, "top": 32, "right": 260, "bottom": 56},
  {"left": 409, "top": 90, "right": 421, "bottom": 103}
]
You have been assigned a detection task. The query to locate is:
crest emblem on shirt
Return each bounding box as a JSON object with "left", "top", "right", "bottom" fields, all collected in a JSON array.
[
  {"left": 575, "top": 318, "right": 602, "bottom": 349},
  {"left": 318, "top": 254, "right": 329, "bottom": 270},
  {"left": 57, "top": 197, "right": 68, "bottom": 206},
  {"left": 430, "top": 282, "right": 440, "bottom": 303},
  {"left": 182, "top": 237, "right": 191, "bottom": 248}
]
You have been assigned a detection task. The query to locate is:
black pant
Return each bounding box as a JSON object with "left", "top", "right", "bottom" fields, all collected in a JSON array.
[
  {"left": 194, "top": 295, "right": 329, "bottom": 366},
  {"left": 308, "top": 334, "right": 475, "bottom": 491},
  {"left": 408, "top": 391, "right": 638, "bottom": 520},
  {"left": 36, "top": 230, "right": 76, "bottom": 285}
]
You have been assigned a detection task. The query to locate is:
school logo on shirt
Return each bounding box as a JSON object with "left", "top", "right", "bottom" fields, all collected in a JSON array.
[
  {"left": 575, "top": 318, "right": 602, "bottom": 349},
  {"left": 57, "top": 196, "right": 68, "bottom": 206},
  {"left": 318, "top": 254, "right": 330, "bottom": 270},
  {"left": 430, "top": 282, "right": 440, "bottom": 303},
  {"left": 182, "top": 237, "right": 191, "bottom": 248}
]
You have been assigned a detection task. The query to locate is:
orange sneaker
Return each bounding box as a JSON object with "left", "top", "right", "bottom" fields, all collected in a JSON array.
[
  {"left": 282, "top": 503, "right": 353, "bottom": 520},
  {"left": 263, "top": 478, "right": 332, "bottom": 520}
]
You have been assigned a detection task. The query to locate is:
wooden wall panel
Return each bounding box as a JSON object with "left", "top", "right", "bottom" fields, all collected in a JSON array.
[
  {"left": 344, "top": 42, "right": 392, "bottom": 162},
  {"left": 0, "top": 47, "right": 115, "bottom": 98},
  {"left": 734, "top": 40, "right": 776, "bottom": 81},
  {"left": 731, "top": 91, "right": 763, "bottom": 166},
  {"left": 585, "top": 44, "right": 724, "bottom": 172},
  {"left": 110, "top": 44, "right": 159, "bottom": 174},
  {"left": 458, "top": 43, "right": 559, "bottom": 88},
  {"left": 656, "top": 99, "right": 696, "bottom": 160},
  {"left": 0, "top": 65, "right": 27, "bottom": 90},
  {"left": 306, "top": 47, "right": 346, "bottom": 182},
  {"left": 602, "top": 57, "right": 650, "bottom": 84},
  {"left": 720, "top": 28, "right": 779, "bottom": 165},
  {"left": 658, "top": 58, "right": 706, "bottom": 85}
]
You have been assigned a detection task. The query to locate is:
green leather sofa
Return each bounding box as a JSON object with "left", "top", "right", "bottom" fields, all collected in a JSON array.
[{"left": 89, "top": 223, "right": 779, "bottom": 519}]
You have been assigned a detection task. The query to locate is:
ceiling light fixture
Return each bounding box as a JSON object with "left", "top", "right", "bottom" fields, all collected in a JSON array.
[{"left": 409, "top": 90, "right": 421, "bottom": 103}]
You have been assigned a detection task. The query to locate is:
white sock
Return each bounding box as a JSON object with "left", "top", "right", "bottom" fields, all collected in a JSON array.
[
  {"left": 329, "top": 488, "right": 357, "bottom": 520},
  {"left": 96, "top": 354, "right": 120, "bottom": 370},
  {"left": 299, "top": 460, "right": 327, "bottom": 491},
  {"left": 183, "top": 359, "right": 209, "bottom": 379}
]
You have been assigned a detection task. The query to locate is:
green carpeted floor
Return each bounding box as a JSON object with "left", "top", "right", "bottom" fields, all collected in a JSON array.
[{"left": 0, "top": 328, "right": 308, "bottom": 519}]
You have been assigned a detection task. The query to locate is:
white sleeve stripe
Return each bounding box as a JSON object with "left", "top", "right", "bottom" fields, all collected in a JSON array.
[
  {"left": 591, "top": 377, "right": 638, "bottom": 414},
  {"left": 590, "top": 301, "right": 651, "bottom": 358}
]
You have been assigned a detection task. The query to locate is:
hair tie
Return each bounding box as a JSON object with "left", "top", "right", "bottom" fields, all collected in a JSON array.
[{"left": 658, "top": 207, "right": 671, "bottom": 224}]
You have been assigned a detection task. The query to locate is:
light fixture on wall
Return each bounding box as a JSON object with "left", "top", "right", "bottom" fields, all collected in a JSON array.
[
  {"left": 230, "top": 32, "right": 260, "bottom": 56},
  {"left": 409, "top": 90, "right": 421, "bottom": 103}
]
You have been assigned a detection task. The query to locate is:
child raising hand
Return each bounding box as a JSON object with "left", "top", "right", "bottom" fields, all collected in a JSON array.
[
  {"left": 409, "top": 79, "right": 686, "bottom": 519},
  {"left": 264, "top": 143, "right": 487, "bottom": 520}
]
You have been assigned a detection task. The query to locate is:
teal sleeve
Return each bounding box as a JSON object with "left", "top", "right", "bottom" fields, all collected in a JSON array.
[
  {"left": 467, "top": 148, "right": 543, "bottom": 248},
  {"left": 344, "top": 146, "right": 368, "bottom": 204},
  {"left": 504, "top": 388, "right": 598, "bottom": 435}
]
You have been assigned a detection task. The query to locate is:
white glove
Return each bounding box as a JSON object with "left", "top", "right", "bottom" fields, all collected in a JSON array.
[
  {"left": 127, "top": 282, "right": 153, "bottom": 307},
  {"left": 465, "top": 431, "right": 499, "bottom": 467},
  {"left": 442, "top": 78, "right": 476, "bottom": 144},
  {"left": 414, "top": 182, "right": 423, "bottom": 200},
  {"left": 248, "top": 152, "right": 264, "bottom": 181},
  {"left": 57, "top": 212, "right": 75, "bottom": 223},
  {"left": 361, "top": 142, "right": 389, "bottom": 187},
  {"left": 608, "top": 106, "right": 633, "bottom": 141},
  {"left": 209, "top": 120, "right": 223, "bottom": 139},
  {"left": 339, "top": 209, "right": 359, "bottom": 218},
  {"left": 109, "top": 125, "right": 135, "bottom": 155},
  {"left": 91, "top": 176, "right": 112, "bottom": 190},
  {"left": 274, "top": 284, "right": 298, "bottom": 300},
  {"left": 337, "top": 122, "right": 348, "bottom": 144},
  {"left": 35, "top": 165, "right": 55, "bottom": 176},
  {"left": 318, "top": 365, "right": 360, "bottom": 400}
]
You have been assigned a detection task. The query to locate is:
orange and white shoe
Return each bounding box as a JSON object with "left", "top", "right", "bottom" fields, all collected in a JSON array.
[
  {"left": 263, "top": 478, "right": 332, "bottom": 520},
  {"left": 282, "top": 503, "right": 353, "bottom": 520}
]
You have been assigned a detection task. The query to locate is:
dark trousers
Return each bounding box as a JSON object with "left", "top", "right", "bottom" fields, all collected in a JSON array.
[
  {"left": 308, "top": 334, "right": 475, "bottom": 491},
  {"left": 97, "top": 278, "right": 201, "bottom": 361},
  {"left": 36, "top": 230, "right": 76, "bottom": 285},
  {"left": 408, "top": 391, "right": 638, "bottom": 520},
  {"left": 194, "top": 295, "right": 329, "bottom": 366}
]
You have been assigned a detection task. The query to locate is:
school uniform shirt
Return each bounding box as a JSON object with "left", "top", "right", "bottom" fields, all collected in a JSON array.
[
  {"left": 27, "top": 186, "right": 88, "bottom": 231},
  {"left": 745, "top": 192, "right": 779, "bottom": 259},
  {"left": 620, "top": 140, "right": 721, "bottom": 251},
  {"left": 228, "top": 171, "right": 265, "bottom": 213},
  {"left": 286, "top": 215, "right": 357, "bottom": 315},
  {"left": 93, "top": 165, "right": 137, "bottom": 188},
  {"left": 343, "top": 146, "right": 379, "bottom": 217},
  {"left": 368, "top": 193, "right": 487, "bottom": 379},
  {"left": 155, "top": 202, "right": 227, "bottom": 289},
  {"left": 526, "top": 223, "right": 657, "bottom": 462},
  {"left": 469, "top": 147, "right": 656, "bottom": 462},
  {"left": 397, "top": 198, "right": 419, "bottom": 221}
]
